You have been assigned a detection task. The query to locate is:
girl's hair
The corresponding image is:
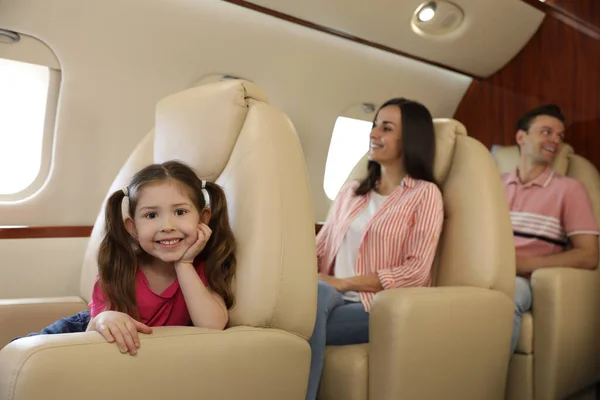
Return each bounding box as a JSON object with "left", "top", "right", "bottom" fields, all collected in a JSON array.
[
  {"left": 97, "top": 160, "right": 237, "bottom": 319},
  {"left": 355, "top": 98, "right": 437, "bottom": 195}
]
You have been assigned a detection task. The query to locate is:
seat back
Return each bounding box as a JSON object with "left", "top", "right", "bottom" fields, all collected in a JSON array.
[
  {"left": 345, "top": 119, "right": 515, "bottom": 297},
  {"left": 79, "top": 80, "right": 317, "bottom": 337},
  {"left": 492, "top": 144, "right": 573, "bottom": 176},
  {"left": 493, "top": 144, "right": 600, "bottom": 395}
]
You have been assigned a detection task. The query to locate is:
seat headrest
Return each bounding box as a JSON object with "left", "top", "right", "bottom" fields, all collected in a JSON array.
[
  {"left": 432, "top": 118, "right": 467, "bottom": 183},
  {"left": 344, "top": 118, "right": 466, "bottom": 186},
  {"left": 154, "top": 80, "right": 269, "bottom": 181},
  {"left": 491, "top": 143, "right": 574, "bottom": 175}
]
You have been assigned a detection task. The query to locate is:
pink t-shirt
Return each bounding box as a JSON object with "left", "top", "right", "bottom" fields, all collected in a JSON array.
[
  {"left": 89, "top": 261, "right": 208, "bottom": 327},
  {"left": 502, "top": 167, "right": 599, "bottom": 260}
]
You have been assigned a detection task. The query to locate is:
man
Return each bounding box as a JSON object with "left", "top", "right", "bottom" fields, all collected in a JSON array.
[{"left": 502, "top": 104, "right": 599, "bottom": 354}]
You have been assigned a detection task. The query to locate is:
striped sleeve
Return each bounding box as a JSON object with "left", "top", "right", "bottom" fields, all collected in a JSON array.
[
  {"left": 316, "top": 227, "right": 328, "bottom": 271},
  {"left": 316, "top": 181, "right": 358, "bottom": 270},
  {"left": 377, "top": 184, "right": 444, "bottom": 289}
]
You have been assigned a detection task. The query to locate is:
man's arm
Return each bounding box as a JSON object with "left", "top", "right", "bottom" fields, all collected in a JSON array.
[{"left": 517, "top": 234, "right": 599, "bottom": 275}]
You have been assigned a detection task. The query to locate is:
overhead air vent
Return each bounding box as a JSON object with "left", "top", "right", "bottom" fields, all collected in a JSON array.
[
  {"left": 361, "top": 103, "right": 376, "bottom": 114},
  {"left": 193, "top": 73, "right": 253, "bottom": 87},
  {"left": 411, "top": 1, "right": 465, "bottom": 37},
  {"left": 0, "top": 29, "right": 20, "bottom": 44},
  {"left": 221, "top": 74, "right": 243, "bottom": 81}
]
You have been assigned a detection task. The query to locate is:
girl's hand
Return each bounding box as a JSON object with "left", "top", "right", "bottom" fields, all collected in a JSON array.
[
  {"left": 179, "top": 224, "right": 212, "bottom": 265},
  {"left": 87, "top": 311, "right": 152, "bottom": 355}
]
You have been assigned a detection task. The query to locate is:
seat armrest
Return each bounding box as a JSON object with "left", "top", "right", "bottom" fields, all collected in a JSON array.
[
  {"left": 0, "top": 326, "right": 310, "bottom": 400},
  {"left": 531, "top": 268, "right": 600, "bottom": 400},
  {"left": 369, "top": 287, "right": 513, "bottom": 400},
  {"left": 0, "top": 297, "right": 88, "bottom": 348}
]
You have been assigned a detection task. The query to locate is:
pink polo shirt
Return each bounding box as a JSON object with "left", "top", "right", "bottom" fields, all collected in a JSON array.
[
  {"left": 502, "top": 167, "right": 599, "bottom": 261},
  {"left": 89, "top": 262, "right": 208, "bottom": 327}
]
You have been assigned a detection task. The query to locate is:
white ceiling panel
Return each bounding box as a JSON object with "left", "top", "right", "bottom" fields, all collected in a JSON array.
[{"left": 245, "top": 0, "right": 545, "bottom": 77}]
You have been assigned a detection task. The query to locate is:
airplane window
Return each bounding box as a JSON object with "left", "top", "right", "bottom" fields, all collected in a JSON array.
[
  {"left": 323, "top": 116, "right": 372, "bottom": 200},
  {"left": 0, "top": 58, "right": 49, "bottom": 195}
]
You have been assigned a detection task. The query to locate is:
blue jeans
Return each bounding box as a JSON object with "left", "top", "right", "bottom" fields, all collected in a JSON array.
[
  {"left": 10, "top": 310, "right": 91, "bottom": 343},
  {"left": 511, "top": 277, "right": 532, "bottom": 354},
  {"left": 306, "top": 281, "right": 370, "bottom": 400}
]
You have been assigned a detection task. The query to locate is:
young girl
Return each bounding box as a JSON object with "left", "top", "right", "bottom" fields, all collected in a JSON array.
[{"left": 15, "top": 161, "right": 236, "bottom": 355}]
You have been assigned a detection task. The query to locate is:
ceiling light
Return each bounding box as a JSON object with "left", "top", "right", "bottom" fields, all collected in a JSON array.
[
  {"left": 417, "top": 2, "right": 437, "bottom": 22},
  {"left": 411, "top": 1, "right": 464, "bottom": 37}
]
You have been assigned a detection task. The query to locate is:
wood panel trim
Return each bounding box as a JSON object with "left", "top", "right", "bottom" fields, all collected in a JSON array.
[
  {"left": 4, "top": 224, "right": 322, "bottom": 239},
  {"left": 315, "top": 222, "right": 324, "bottom": 235},
  {"left": 521, "top": 0, "right": 547, "bottom": 12},
  {"left": 3, "top": 224, "right": 323, "bottom": 239},
  {"left": 454, "top": 1, "right": 600, "bottom": 172},
  {"left": 0, "top": 226, "right": 93, "bottom": 239},
  {"left": 222, "top": 0, "right": 481, "bottom": 79},
  {"left": 521, "top": 0, "right": 600, "bottom": 39}
]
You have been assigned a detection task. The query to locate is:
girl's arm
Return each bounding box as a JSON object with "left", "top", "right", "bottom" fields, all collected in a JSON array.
[
  {"left": 175, "top": 261, "right": 229, "bottom": 330},
  {"left": 86, "top": 280, "right": 153, "bottom": 354}
]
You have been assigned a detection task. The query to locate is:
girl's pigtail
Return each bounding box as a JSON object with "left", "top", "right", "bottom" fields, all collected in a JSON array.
[
  {"left": 97, "top": 189, "right": 139, "bottom": 319},
  {"left": 202, "top": 182, "right": 237, "bottom": 309}
]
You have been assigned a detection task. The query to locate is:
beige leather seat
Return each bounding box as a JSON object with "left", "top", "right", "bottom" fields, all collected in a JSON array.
[
  {"left": 493, "top": 144, "right": 600, "bottom": 400},
  {"left": 318, "top": 119, "right": 516, "bottom": 400},
  {"left": 0, "top": 80, "right": 317, "bottom": 400}
]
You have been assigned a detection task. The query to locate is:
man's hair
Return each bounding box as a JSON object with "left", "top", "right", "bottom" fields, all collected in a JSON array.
[{"left": 516, "top": 104, "right": 566, "bottom": 132}]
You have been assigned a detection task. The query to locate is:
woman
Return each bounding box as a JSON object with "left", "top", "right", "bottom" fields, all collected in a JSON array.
[{"left": 307, "top": 98, "right": 445, "bottom": 399}]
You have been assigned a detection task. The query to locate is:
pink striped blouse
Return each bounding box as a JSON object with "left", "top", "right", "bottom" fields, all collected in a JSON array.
[{"left": 316, "top": 177, "right": 444, "bottom": 312}]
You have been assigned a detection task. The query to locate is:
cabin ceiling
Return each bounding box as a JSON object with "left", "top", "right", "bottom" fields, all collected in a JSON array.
[{"left": 244, "top": 0, "right": 545, "bottom": 77}]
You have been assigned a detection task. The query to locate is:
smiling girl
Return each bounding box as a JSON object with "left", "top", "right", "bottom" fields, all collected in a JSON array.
[
  {"left": 14, "top": 161, "right": 237, "bottom": 355},
  {"left": 85, "top": 160, "right": 237, "bottom": 354}
]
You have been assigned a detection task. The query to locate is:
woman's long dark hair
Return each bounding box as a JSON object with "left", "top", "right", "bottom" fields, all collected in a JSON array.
[
  {"left": 355, "top": 98, "right": 436, "bottom": 195},
  {"left": 97, "top": 160, "right": 236, "bottom": 319}
]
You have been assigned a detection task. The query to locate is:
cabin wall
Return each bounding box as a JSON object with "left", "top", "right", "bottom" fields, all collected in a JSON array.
[
  {"left": 0, "top": 0, "right": 550, "bottom": 300},
  {"left": 0, "top": 238, "right": 87, "bottom": 298},
  {"left": 0, "top": 0, "right": 472, "bottom": 230},
  {"left": 0, "top": 0, "right": 474, "bottom": 298},
  {"left": 454, "top": 1, "right": 600, "bottom": 170}
]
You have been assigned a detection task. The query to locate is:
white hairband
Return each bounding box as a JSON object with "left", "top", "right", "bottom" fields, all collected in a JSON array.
[
  {"left": 122, "top": 183, "right": 209, "bottom": 208},
  {"left": 201, "top": 180, "right": 210, "bottom": 208}
]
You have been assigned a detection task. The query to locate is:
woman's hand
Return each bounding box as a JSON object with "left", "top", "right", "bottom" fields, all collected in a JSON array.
[
  {"left": 87, "top": 311, "right": 152, "bottom": 355},
  {"left": 179, "top": 224, "right": 212, "bottom": 265},
  {"left": 318, "top": 273, "right": 348, "bottom": 292}
]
